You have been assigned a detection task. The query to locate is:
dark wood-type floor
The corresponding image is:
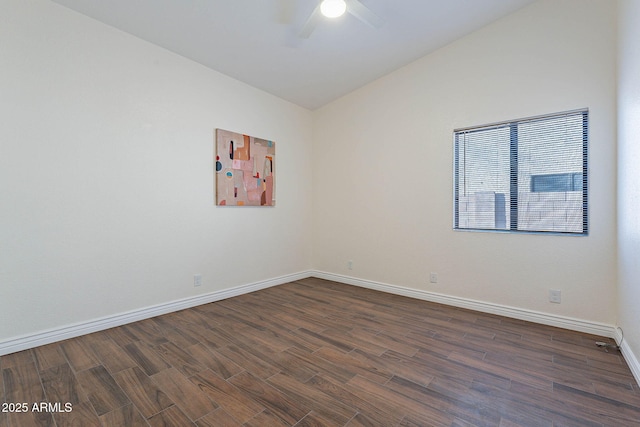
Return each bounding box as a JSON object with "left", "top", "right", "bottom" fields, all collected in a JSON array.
[{"left": 1, "top": 278, "right": 639, "bottom": 427}]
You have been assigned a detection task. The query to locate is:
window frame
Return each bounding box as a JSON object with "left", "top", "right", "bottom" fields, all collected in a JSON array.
[{"left": 453, "top": 109, "right": 589, "bottom": 236}]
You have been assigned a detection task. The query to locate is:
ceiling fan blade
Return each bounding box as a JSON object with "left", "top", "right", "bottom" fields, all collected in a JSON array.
[
  {"left": 345, "top": 0, "right": 384, "bottom": 28},
  {"left": 298, "top": 4, "right": 322, "bottom": 39}
]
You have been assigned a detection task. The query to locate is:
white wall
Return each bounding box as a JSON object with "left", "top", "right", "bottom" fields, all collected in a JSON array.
[
  {"left": 313, "top": 0, "right": 618, "bottom": 325},
  {"left": 617, "top": 0, "right": 640, "bottom": 376},
  {"left": 0, "top": 0, "right": 313, "bottom": 343}
]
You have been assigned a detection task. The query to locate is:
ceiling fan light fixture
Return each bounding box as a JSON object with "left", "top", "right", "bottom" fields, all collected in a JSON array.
[{"left": 320, "top": 0, "right": 347, "bottom": 18}]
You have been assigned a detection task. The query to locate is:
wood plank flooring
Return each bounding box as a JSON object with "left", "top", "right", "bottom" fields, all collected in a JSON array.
[{"left": 1, "top": 278, "right": 639, "bottom": 426}]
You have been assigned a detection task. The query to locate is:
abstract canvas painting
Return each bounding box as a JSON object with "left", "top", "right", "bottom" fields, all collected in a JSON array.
[{"left": 215, "top": 129, "right": 275, "bottom": 206}]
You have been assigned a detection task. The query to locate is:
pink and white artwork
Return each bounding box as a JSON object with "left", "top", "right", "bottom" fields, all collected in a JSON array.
[{"left": 215, "top": 129, "right": 275, "bottom": 206}]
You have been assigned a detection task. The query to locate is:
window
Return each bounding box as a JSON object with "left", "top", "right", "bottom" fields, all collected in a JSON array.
[
  {"left": 530, "top": 172, "right": 583, "bottom": 193},
  {"left": 453, "top": 109, "right": 588, "bottom": 235}
]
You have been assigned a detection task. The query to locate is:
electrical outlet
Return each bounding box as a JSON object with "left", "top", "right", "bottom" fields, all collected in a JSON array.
[
  {"left": 347, "top": 260, "right": 353, "bottom": 270},
  {"left": 430, "top": 272, "right": 438, "bottom": 283},
  {"left": 549, "top": 289, "right": 561, "bottom": 304},
  {"left": 194, "top": 274, "right": 202, "bottom": 287}
]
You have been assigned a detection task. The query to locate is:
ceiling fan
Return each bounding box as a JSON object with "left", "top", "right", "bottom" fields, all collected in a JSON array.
[{"left": 297, "top": 0, "right": 384, "bottom": 38}]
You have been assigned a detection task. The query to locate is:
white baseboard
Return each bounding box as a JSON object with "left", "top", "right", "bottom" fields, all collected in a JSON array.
[
  {"left": 0, "top": 271, "right": 312, "bottom": 356},
  {"left": 312, "top": 271, "right": 617, "bottom": 338},
  {"left": 616, "top": 327, "right": 640, "bottom": 387}
]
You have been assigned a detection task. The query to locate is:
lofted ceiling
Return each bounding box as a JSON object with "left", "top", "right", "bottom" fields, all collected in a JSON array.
[{"left": 50, "top": 0, "right": 536, "bottom": 110}]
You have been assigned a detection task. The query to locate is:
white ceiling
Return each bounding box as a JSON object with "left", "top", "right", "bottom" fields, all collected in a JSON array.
[{"left": 51, "top": 0, "right": 536, "bottom": 110}]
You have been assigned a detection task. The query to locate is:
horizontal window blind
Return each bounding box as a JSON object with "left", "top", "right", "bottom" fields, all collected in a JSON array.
[{"left": 454, "top": 109, "right": 588, "bottom": 235}]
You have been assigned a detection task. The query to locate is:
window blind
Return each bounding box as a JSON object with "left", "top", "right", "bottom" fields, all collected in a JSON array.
[{"left": 454, "top": 109, "right": 588, "bottom": 235}]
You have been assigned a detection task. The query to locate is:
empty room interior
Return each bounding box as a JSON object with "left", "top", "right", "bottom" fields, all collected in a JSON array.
[{"left": 2, "top": 0, "right": 640, "bottom": 425}]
